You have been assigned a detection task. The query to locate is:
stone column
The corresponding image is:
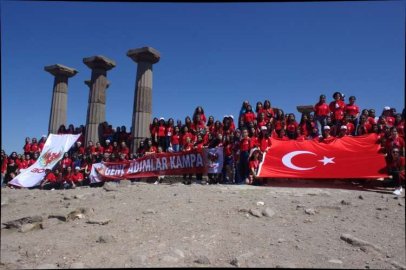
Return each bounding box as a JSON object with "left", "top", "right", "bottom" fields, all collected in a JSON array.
[
  {"left": 44, "top": 64, "right": 78, "bottom": 135},
  {"left": 297, "top": 105, "right": 314, "bottom": 118},
  {"left": 83, "top": 55, "right": 116, "bottom": 145},
  {"left": 126, "top": 46, "right": 161, "bottom": 153}
]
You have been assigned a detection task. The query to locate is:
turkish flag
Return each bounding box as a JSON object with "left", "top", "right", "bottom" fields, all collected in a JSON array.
[{"left": 258, "top": 134, "right": 388, "bottom": 179}]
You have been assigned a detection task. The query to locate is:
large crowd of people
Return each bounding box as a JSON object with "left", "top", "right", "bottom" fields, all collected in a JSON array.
[{"left": 1, "top": 92, "right": 405, "bottom": 195}]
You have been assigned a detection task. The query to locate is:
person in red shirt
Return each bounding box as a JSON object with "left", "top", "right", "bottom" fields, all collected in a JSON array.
[
  {"left": 150, "top": 118, "right": 159, "bottom": 145},
  {"left": 145, "top": 139, "right": 157, "bottom": 155},
  {"left": 260, "top": 99, "right": 275, "bottom": 124},
  {"left": 341, "top": 115, "right": 355, "bottom": 135},
  {"left": 71, "top": 167, "right": 84, "bottom": 187},
  {"left": 25, "top": 154, "right": 35, "bottom": 167},
  {"left": 298, "top": 114, "right": 311, "bottom": 137},
  {"left": 255, "top": 126, "right": 272, "bottom": 152},
  {"left": 103, "top": 124, "right": 115, "bottom": 145},
  {"left": 384, "top": 127, "right": 405, "bottom": 156},
  {"left": 255, "top": 101, "right": 263, "bottom": 117},
  {"left": 17, "top": 155, "right": 28, "bottom": 170},
  {"left": 212, "top": 121, "right": 223, "bottom": 139},
  {"left": 286, "top": 113, "right": 299, "bottom": 139},
  {"left": 345, "top": 96, "right": 360, "bottom": 129},
  {"left": 319, "top": 126, "right": 335, "bottom": 143},
  {"left": 229, "top": 115, "right": 236, "bottom": 131},
  {"left": 367, "top": 109, "right": 378, "bottom": 126},
  {"left": 242, "top": 105, "right": 256, "bottom": 128},
  {"left": 40, "top": 169, "right": 59, "bottom": 190},
  {"left": 295, "top": 127, "right": 307, "bottom": 141},
  {"left": 237, "top": 128, "right": 252, "bottom": 184},
  {"left": 247, "top": 148, "right": 261, "bottom": 185},
  {"left": 23, "top": 137, "right": 32, "bottom": 156},
  {"left": 181, "top": 126, "right": 194, "bottom": 150},
  {"left": 329, "top": 92, "right": 346, "bottom": 136},
  {"left": 276, "top": 128, "right": 290, "bottom": 141},
  {"left": 1, "top": 150, "right": 8, "bottom": 187},
  {"left": 384, "top": 147, "right": 405, "bottom": 196},
  {"left": 313, "top": 94, "right": 330, "bottom": 133},
  {"left": 118, "top": 141, "right": 130, "bottom": 159},
  {"left": 61, "top": 166, "right": 75, "bottom": 189},
  {"left": 135, "top": 141, "right": 146, "bottom": 158},
  {"left": 30, "top": 138, "right": 39, "bottom": 157},
  {"left": 157, "top": 118, "right": 167, "bottom": 150},
  {"left": 256, "top": 113, "right": 267, "bottom": 132},
  {"left": 104, "top": 140, "right": 113, "bottom": 155},
  {"left": 57, "top": 125, "right": 67, "bottom": 135},
  {"left": 182, "top": 136, "right": 194, "bottom": 184},
  {"left": 382, "top": 106, "right": 395, "bottom": 127},
  {"left": 193, "top": 106, "right": 207, "bottom": 125},
  {"left": 166, "top": 118, "right": 175, "bottom": 152},
  {"left": 67, "top": 124, "right": 75, "bottom": 134},
  {"left": 38, "top": 135, "right": 47, "bottom": 153},
  {"left": 223, "top": 135, "right": 234, "bottom": 183},
  {"left": 337, "top": 125, "right": 349, "bottom": 138},
  {"left": 193, "top": 134, "right": 205, "bottom": 184},
  {"left": 206, "top": 116, "right": 215, "bottom": 134},
  {"left": 356, "top": 115, "right": 372, "bottom": 135},
  {"left": 60, "top": 152, "right": 72, "bottom": 174},
  {"left": 95, "top": 142, "right": 104, "bottom": 155},
  {"left": 394, "top": 114, "right": 405, "bottom": 139}
]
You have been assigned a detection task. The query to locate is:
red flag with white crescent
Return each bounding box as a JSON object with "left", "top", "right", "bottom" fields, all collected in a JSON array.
[{"left": 258, "top": 133, "right": 388, "bottom": 179}]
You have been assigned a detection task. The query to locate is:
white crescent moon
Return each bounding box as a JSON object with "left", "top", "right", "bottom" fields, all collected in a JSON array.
[{"left": 282, "top": 151, "right": 317, "bottom": 171}]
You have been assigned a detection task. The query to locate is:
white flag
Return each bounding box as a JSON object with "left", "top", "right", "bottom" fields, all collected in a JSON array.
[{"left": 9, "top": 134, "right": 80, "bottom": 188}]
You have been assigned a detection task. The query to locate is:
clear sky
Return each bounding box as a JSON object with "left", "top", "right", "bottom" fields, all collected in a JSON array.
[{"left": 1, "top": 1, "right": 405, "bottom": 154}]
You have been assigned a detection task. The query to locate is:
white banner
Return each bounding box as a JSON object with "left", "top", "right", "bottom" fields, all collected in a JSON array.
[{"left": 9, "top": 134, "right": 80, "bottom": 188}]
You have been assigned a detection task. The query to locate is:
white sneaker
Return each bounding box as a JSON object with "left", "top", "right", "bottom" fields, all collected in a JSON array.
[
  {"left": 154, "top": 181, "right": 159, "bottom": 185},
  {"left": 393, "top": 188, "right": 402, "bottom": 196}
]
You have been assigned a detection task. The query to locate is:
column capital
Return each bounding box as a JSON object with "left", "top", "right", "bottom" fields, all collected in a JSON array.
[
  {"left": 83, "top": 55, "right": 116, "bottom": 71},
  {"left": 44, "top": 64, "right": 78, "bottom": 78},
  {"left": 126, "top": 46, "right": 161, "bottom": 64},
  {"left": 85, "top": 80, "right": 111, "bottom": 89},
  {"left": 297, "top": 105, "right": 314, "bottom": 114}
]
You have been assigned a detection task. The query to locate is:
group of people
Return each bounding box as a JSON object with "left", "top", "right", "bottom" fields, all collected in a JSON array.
[{"left": 1, "top": 92, "right": 405, "bottom": 195}]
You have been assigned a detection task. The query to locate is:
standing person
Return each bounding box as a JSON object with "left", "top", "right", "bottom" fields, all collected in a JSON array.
[
  {"left": 157, "top": 118, "right": 167, "bottom": 151},
  {"left": 176, "top": 120, "right": 182, "bottom": 131},
  {"left": 345, "top": 96, "right": 360, "bottom": 129},
  {"left": 67, "top": 124, "right": 75, "bottom": 134},
  {"left": 150, "top": 118, "right": 159, "bottom": 146},
  {"left": 23, "top": 137, "right": 31, "bottom": 156},
  {"left": 170, "top": 126, "right": 181, "bottom": 152},
  {"left": 207, "top": 133, "right": 224, "bottom": 185},
  {"left": 229, "top": 115, "right": 236, "bottom": 132},
  {"left": 206, "top": 116, "right": 215, "bottom": 134},
  {"left": 337, "top": 126, "right": 349, "bottom": 138},
  {"left": 181, "top": 126, "right": 194, "bottom": 151},
  {"left": 394, "top": 114, "right": 405, "bottom": 139},
  {"left": 239, "top": 100, "right": 249, "bottom": 124},
  {"left": 313, "top": 94, "right": 330, "bottom": 132},
  {"left": 1, "top": 150, "right": 8, "bottom": 188},
  {"left": 341, "top": 114, "right": 355, "bottom": 136},
  {"left": 182, "top": 136, "right": 193, "bottom": 185},
  {"left": 299, "top": 114, "right": 311, "bottom": 137},
  {"left": 384, "top": 127, "right": 405, "bottom": 157},
  {"left": 166, "top": 118, "right": 175, "bottom": 152},
  {"left": 247, "top": 148, "right": 261, "bottom": 185},
  {"left": 193, "top": 106, "right": 207, "bottom": 124},
  {"left": 255, "top": 102, "right": 263, "bottom": 117},
  {"left": 145, "top": 139, "right": 157, "bottom": 155},
  {"left": 59, "top": 153, "right": 72, "bottom": 175},
  {"left": 260, "top": 100, "right": 275, "bottom": 123},
  {"left": 38, "top": 135, "right": 47, "bottom": 153},
  {"left": 242, "top": 105, "right": 256, "bottom": 129},
  {"left": 193, "top": 134, "right": 205, "bottom": 184},
  {"left": 255, "top": 126, "right": 272, "bottom": 153},
  {"left": 382, "top": 106, "right": 395, "bottom": 127},
  {"left": 256, "top": 112, "right": 267, "bottom": 132},
  {"left": 237, "top": 129, "right": 251, "bottom": 185},
  {"left": 368, "top": 109, "right": 378, "bottom": 125},
  {"left": 81, "top": 155, "right": 93, "bottom": 186},
  {"left": 329, "top": 92, "right": 346, "bottom": 136},
  {"left": 30, "top": 138, "right": 39, "bottom": 158},
  {"left": 286, "top": 113, "right": 298, "bottom": 139},
  {"left": 154, "top": 146, "right": 166, "bottom": 185},
  {"left": 223, "top": 135, "right": 234, "bottom": 184},
  {"left": 57, "top": 125, "right": 67, "bottom": 135},
  {"left": 184, "top": 116, "right": 193, "bottom": 133},
  {"left": 384, "top": 147, "right": 404, "bottom": 196}
]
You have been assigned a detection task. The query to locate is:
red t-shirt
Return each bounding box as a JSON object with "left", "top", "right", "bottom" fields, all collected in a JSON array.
[
  {"left": 367, "top": 117, "right": 376, "bottom": 126},
  {"left": 388, "top": 157, "right": 405, "bottom": 180},
  {"left": 171, "top": 133, "right": 180, "bottom": 145},
  {"left": 278, "top": 136, "right": 290, "bottom": 141},
  {"left": 329, "top": 101, "right": 346, "bottom": 120},
  {"left": 150, "top": 124, "right": 158, "bottom": 136},
  {"left": 259, "top": 108, "right": 275, "bottom": 122},
  {"left": 275, "top": 121, "right": 283, "bottom": 131},
  {"left": 200, "top": 114, "right": 207, "bottom": 124},
  {"left": 242, "top": 112, "right": 256, "bottom": 123},
  {"left": 183, "top": 143, "right": 193, "bottom": 152},
  {"left": 31, "top": 143, "right": 39, "bottom": 152},
  {"left": 71, "top": 172, "right": 84, "bottom": 183},
  {"left": 24, "top": 143, "right": 32, "bottom": 153},
  {"left": 313, "top": 103, "right": 330, "bottom": 117},
  {"left": 166, "top": 126, "right": 173, "bottom": 137},
  {"left": 343, "top": 122, "right": 355, "bottom": 135},
  {"left": 249, "top": 160, "right": 260, "bottom": 171},
  {"left": 296, "top": 135, "right": 307, "bottom": 141},
  {"left": 64, "top": 173, "right": 73, "bottom": 183},
  {"left": 46, "top": 172, "right": 57, "bottom": 183},
  {"left": 38, "top": 142, "right": 45, "bottom": 152},
  {"left": 256, "top": 137, "right": 272, "bottom": 152},
  {"left": 86, "top": 146, "right": 96, "bottom": 154},
  {"left": 146, "top": 146, "right": 157, "bottom": 153},
  {"left": 182, "top": 132, "right": 193, "bottom": 146},
  {"left": 27, "top": 159, "right": 35, "bottom": 166},
  {"left": 287, "top": 121, "right": 298, "bottom": 133},
  {"left": 397, "top": 121, "right": 405, "bottom": 138},
  {"left": 119, "top": 147, "right": 130, "bottom": 157},
  {"left": 345, "top": 104, "right": 360, "bottom": 117},
  {"left": 18, "top": 160, "right": 28, "bottom": 170},
  {"left": 158, "top": 126, "right": 166, "bottom": 137},
  {"left": 61, "top": 158, "right": 72, "bottom": 170},
  {"left": 239, "top": 137, "right": 251, "bottom": 152},
  {"left": 224, "top": 143, "right": 233, "bottom": 156},
  {"left": 386, "top": 116, "right": 395, "bottom": 127},
  {"left": 95, "top": 146, "right": 104, "bottom": 154},
  {"left": 385, "top": 136, "right": 405, "bottom": 152},
  {"left": 194, "top": 142, "right": 204, "bottom": 150},
  {"left": 104, "top": 145, "right": 113, "bottom": 154},
  {"left": 103, "top": 127, "right": 114, "bottom": 136}
]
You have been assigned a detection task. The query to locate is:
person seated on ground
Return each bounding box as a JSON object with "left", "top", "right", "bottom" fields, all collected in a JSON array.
[
  {"left": 247, "top": 148, "right": 261, "bottom": 185},
  {"left": 40, "top": 168, "right": 60, "bottom": 190},
  {"left": 72, "top": 167, "right": 84, "bottom": 187},
  {"left": 383, "top": 147, "right": 405, "bottom": 196},
  {"left": 145, "top": 139, "right": 157, "bottom": 155},
  {"left": 104, "top": 140, "right": 113, "bottom": 155},
  {"left": 384, "top": 127, "right": 405, "bottom": 157},
  {"left": 62, "top": 166, "right": 75, "bottom": 189},
  {"left": 154, "top": 146, "right": 165, "bottom": 185}
]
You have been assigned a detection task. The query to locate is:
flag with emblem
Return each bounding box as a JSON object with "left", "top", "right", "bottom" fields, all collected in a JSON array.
[{"left": 258, "top": 133, "right": 388, "bottom": 179}]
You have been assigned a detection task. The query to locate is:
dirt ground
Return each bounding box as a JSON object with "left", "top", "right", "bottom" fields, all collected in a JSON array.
[{"left": 1, "top": 177, "right": 405, "bottom": 269}]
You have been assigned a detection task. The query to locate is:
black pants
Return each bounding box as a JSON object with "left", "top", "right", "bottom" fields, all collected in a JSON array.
[
  {"left": 158, "top": 136, "right": 166, "bottom": 151},
  {"left": 43, "top": 182, "right": 61, "bottom": 190}
]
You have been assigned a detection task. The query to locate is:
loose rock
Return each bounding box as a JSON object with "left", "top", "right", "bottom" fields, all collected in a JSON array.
[
  {"left": 329, "top": 259, "right": 343, "bottom": 264},
  {"left": 3, "top": 216, "right": 43, "bottom": 230},
  {"left": 97, "top": 234, "right": 115, "bottom": 243},
  {"left": 305, "top": 208, "right": 315, "bottom": 215},
  {"left": 249, "top": 209, "right": 262, "bottom": 218},
  {"left": 86, "top": 219, "right": 110, "bottom": 225},
  {"left": 262, "top": 208, "right": 275, "bottom": 218},
  {"left": 195, "top": 255, "right": 211, "bottom": 265}
]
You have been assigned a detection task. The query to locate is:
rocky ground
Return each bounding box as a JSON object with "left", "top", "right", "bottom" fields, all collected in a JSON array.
[{"left": 1, "top": 177, "right": 405, "bottom": 269}]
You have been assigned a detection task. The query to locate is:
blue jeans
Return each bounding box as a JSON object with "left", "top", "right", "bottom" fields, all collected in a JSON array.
[
  {"left": 316, "top": 116, "right": 327, "bottom": 133},
  {"left": 238, "top": 151, "right": 250, "bottom": 184},
  {"left": 1, "top": 174, "right": 5, "bottom": 188},
  {"left": 172, "top": 144, "right": 179, "bottom": 152}
]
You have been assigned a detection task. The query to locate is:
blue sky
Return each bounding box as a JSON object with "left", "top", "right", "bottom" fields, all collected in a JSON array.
[{"left": 1, "top": 1, "right": 405, "bottom": 154}]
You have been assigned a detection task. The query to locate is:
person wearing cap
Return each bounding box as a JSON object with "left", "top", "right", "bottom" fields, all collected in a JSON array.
[
  {"left": 62, "top": 166, "right": 74, "bottom": 189},
  {"left": 382, "top": 106, "right": 395, "bottom": 127},
  {"left": 345, "top": 96, "right": 360, "bottom": 131},
  {"left": 229, "top": 115, "right": 236, "bottom": 131},
  {"left": 320, "top": 126, "right": 334, "bottom": 142},
  {"left": 72, "top": 166, "right": 84, "bottom": 187},
  {"left": 40, "top": 168, "right": 59, "bottom": 190},
  {"left": 337, "top": 125, "right": 349, "bottom": 138},
  {"left": 247, "top": 148, "right": 261, "bottom": 185},
  {"left": 104, "top": 140, "right": 113, "bottom": 155},
  {"left": 340, "top": 93, "right": 345, "bottom": 102},
  {"left": 254, "top": 126, "right": 272, "bottom": 153},
  {"left": 329, "top": 92, "right": 346, "bottom": 136}
]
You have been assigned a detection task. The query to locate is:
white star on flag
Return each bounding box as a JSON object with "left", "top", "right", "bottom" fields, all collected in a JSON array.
[{"left": 318, "top": 156, "right": 335, "bottom": 165}]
